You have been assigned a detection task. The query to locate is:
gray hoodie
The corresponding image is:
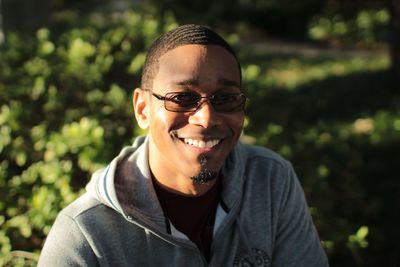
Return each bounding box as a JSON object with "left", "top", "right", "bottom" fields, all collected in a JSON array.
[{"left": 38, "top": 136, "right": 329, "bottom": 266}]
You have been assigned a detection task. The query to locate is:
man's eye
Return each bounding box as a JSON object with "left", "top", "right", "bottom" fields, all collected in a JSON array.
[
  {"left": 168, "top": 93, "right": 199, "bottom": 105},
  {"left": 212, "top": 94, "right": 238, "bottom": 104}
]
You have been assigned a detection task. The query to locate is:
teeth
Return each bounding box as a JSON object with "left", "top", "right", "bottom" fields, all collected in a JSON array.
[
  {"left": 183, "top": 138, "right": 220, "bottom": 148},
  {"left": 198, "top": 141, "right": 205, "bottom": 148}
]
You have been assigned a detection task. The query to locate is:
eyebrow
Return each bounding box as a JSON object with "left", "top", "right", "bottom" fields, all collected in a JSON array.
[
  {"left": 175, "top": 79, "right": 199, "bottom": 86},
  {"left": 174, "top": 78, "right": 240, "bottom": 88}
]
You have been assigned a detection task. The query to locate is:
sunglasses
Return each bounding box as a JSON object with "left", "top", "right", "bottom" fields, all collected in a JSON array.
[{"left": 144, "top": 90, "right": 248, "bottom": 113}]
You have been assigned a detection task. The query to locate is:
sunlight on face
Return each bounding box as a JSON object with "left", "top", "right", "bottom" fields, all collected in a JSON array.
[{"left": 146, "top": 44, "right": 244, "bottom": 187}]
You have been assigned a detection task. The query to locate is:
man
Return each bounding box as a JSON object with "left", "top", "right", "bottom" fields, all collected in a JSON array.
[{"left": 38, "top": 24, "right": 329, "bottom": 266}]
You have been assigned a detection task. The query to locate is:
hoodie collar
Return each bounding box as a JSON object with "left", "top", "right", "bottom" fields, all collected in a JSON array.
[
  {"left": 220, "top": 141, "right": 246, "bottom": 210},
  {"left": 86, "top": 135, "right": 247, "bottom": 230},
  {"left": 86, "top": 136, "right": 167, "bottom": 227}
]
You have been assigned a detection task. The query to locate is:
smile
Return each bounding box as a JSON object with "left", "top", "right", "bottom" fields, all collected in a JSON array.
[{"left": 183, "top": 138, "right": 221, "bottom": 148}]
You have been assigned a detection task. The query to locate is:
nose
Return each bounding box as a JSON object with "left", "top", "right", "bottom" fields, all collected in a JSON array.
[{"left": 188, "top": 100, "right": 222, "bottom": 128}]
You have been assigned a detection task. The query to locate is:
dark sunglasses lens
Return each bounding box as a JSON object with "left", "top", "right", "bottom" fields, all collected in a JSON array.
[
  {"left": 164, "top": 92, "right": 247, "bottom": 112},
  {"left": 212, "top": 94, "right": 246, "bottom": 112},
  {"left": 165, "top": 92, "right": 200, "bottom": 111}
]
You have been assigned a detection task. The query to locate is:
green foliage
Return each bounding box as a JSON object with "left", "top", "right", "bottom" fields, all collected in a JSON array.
[
  {"left": 241, "top": 37, "right": 399, "bottom": 266},
  {"left": 1, "top": 4, "right": 399, "bottom": 267},
  {"left": 308, "top": 9, "right": 390, "bottom": 47},
  {"left": 0, "top": 10, "right": 176, "bottom": 266}
]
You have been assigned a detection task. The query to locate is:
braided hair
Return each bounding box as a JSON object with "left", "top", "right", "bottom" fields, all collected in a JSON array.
[{"left": 141, "top": 24, "right": 241, "bottom": 90}]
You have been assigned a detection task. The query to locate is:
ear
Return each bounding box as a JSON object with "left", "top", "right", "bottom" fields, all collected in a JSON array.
[{"left": 133, "top": 88, "right": 150, "bottom": 130}]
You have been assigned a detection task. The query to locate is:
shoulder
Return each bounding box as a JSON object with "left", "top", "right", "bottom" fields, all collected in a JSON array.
[
  {"left": 38, "top": 194, "right": 104, "bottom": 266},
  {"left": 56, "top": 193, "right": 124, "bottom": 231},
  {"left": 49, "top": 192, "right": 125, "bottom": 236},
  {"left": 56, "top": 192, "right": 137, "bottom": 239},
  {"left": 59, "top": 193, "right": 104, "bottom": 220},
  {"left": 237, "top": 142, "right": 291, "bottom": 170},
  {"left": 46, "top": 193, "right": 112, "bottom": 237},
  {"left": 233, "top": 142, "right": 299, "bottom": 196}
]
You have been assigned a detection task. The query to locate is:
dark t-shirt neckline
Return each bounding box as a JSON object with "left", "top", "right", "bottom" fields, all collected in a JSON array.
[{"left": 152, "top": 177, "right": 221, "bottom": 261}]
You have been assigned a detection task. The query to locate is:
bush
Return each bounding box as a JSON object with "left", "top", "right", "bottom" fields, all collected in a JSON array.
[
  {"left": 1, "top": 6, "right": 399, "bottom": 267},
  {"left": 240, "top": 42, "right": 400, "bottom": 266},
  {"left": 0, "top": 10, "right": 177, "bottom": 266},
  {"left": 308, "top": 9, "right": 390, "bottom": 48}
]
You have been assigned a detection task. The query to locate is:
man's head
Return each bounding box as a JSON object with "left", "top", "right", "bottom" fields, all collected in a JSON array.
[{"left": 133, "top": 24, "right": 245, "bottom": 192}]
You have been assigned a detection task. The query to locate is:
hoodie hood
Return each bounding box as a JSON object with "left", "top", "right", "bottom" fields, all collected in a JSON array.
[{"left": 86, "top": 136, "right": 167, "bottom": 229}]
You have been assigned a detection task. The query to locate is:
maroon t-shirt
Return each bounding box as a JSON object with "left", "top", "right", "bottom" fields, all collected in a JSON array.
[{"left": 152, "top": 179, "right": 220, "bottom": 261}]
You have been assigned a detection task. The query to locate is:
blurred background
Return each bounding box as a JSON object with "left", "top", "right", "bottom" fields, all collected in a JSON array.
[{"left": 0, "top": 0, "right": 399, "bottom": 266}]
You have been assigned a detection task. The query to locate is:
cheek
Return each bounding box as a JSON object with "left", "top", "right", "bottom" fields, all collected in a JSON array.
[
  {"left": 227, "top": 114, "right": 245, "bottom": 134},
  {"left": 150, "top": 107, "right": 187, "bottom": 133},
  {"left": 155, "top": 108, "right": 169, "bottom": 126},
  {"left": 148, "top": 99, "right": 169, "bottom": 127}
]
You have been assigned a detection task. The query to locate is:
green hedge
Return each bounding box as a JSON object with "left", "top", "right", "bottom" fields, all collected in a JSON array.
[
  {"left": 308, "top": 9, "right": 389, "bottom": 48},
  {"left": 1, "top": 8, "right": 399, "bottom": 267},
  {"left": 240, "top": 40, "right": 399, "bottom": 266},
  {"left": 0, "top": 10, "right": 178, "bottom": 266}
]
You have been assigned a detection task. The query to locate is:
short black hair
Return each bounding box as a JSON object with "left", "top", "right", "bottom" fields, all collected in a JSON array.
[{"left": 141, "top": 24, "right": 241, "bottom": 90}]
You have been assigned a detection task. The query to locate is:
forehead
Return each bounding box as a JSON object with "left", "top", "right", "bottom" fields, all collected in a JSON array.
[{"left": 153, "top": 44, "right": 241, "bottom": 90}]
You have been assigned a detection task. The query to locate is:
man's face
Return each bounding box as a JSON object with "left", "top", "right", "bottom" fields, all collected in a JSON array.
[{"left": 142, "top": 44, "right": 244, "bottom": 182}]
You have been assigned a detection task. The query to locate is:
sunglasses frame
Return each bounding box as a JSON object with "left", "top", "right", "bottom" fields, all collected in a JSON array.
[{"left": 144, "top": 90, "right": 248, "bottom": 113}]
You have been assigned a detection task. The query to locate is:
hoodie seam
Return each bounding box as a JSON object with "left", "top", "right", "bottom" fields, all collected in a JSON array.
[
  {"left": 59, "top": 213, "right": 99, "bottom": 263},
  {"left": 63, "top": 200, "right": 105, "bottom": 220}
]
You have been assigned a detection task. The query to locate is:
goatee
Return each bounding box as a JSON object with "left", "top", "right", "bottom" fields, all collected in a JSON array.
[{"left": 190, "top": 155, "right": 217, "bottom": 185}]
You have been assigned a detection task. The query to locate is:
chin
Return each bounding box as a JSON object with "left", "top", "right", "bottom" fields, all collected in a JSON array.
[{"left": 190, "top": 168, "right": 218, "bottom": 185}]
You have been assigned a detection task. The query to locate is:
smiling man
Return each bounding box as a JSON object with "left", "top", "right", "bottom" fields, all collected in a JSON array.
[{"left": 39, "top": 24, "right": 329, "bottom": 266}]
